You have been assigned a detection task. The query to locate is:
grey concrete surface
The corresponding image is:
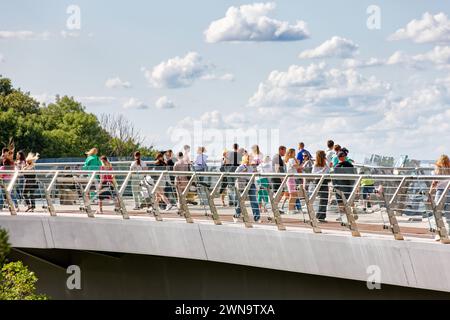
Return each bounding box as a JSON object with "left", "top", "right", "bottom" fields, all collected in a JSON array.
[{"left": 1, "top": 214, "right": 450, "bottom": 292}]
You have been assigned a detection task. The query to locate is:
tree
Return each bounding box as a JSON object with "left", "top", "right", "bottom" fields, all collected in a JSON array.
[
  {"left": 0, "top": 75, "right": 157, "bottom": 158},
  {"left": 100, "top": 113, "right": 147, "bottom": 157},
  {"left": 0, "top": 228, "right": 48, "bottom": 300}
]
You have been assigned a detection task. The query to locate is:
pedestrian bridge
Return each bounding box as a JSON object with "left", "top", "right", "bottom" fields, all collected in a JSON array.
[{"left": 1, "top": 168, "right": 450, "bottom": 298}]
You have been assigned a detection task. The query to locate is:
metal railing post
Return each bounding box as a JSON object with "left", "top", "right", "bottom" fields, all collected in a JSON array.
[
  {"left": 114, "top": 172, "right": 129, "bottom": 219},
  {"left": 150, "top": 172, "right": 166, "bottom": 222},
  {"left": 377, "top": 177, "right": 407, "bottom": 240},
  {"left": 428, "top": 180, "right": 450, "bottom": 244},
  {"left": 5, "top": 171, "right": 19, "bottom": 215},
  {"left": 205, "top": 174, "right": 222, "bottom": 225},
  {"left": 236, "top": 174, "right": 256, "bottom": 228},
  {"left": 81, "top": 172, "right": 96, "bottom": 218},
  {"left": 267, "top": 186, "right": 285, "bottom": 230},
  {"left": 179, "top": 173, "right": 195, "bottom": 223},
  {"left": 300, "top": 179, "right": 321, "bottom": 233},
  {"left": 334, "top": 176, "right": 361, "bottom": 237},
  {"left": 45, "top": 171, "right": 59, "bottom": 216}
]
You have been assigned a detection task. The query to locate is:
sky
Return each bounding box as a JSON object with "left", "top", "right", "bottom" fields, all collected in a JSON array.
[{"left": 1, "top": 0, "right": 450, "bottom": 161}]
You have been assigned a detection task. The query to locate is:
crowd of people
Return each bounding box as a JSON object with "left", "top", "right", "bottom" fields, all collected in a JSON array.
[{"left": 0, "top": 141, "right": 449, "bottom": 222}]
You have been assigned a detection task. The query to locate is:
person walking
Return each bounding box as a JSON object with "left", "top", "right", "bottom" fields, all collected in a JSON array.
[
  {"left": 130, "top": 151, "right": 147, "bottom": 210},
  {"left": 257, "top": 156, "right": 272, "bottom": 213},
  {"left": 173, "top": 152, "right": 190, "bottom": 209},
  {"left": 98, "top": 155, "right": 119, "bottom": 214},
  {"left": 285, "top": 148, "right": 300, "bottom": 214},
  {"left": 0, "top": 158, "right": 19, "bottom": 211},
  {"left": 15, "top": 150, "right": 26, "bottom": 204},
  {"left": 22, "top": 153, "right": 40, "bottom": 212},
  {"left": 430, "top": 155, "right": 450, "bottom": 216},
  {"left": 312, "top": 150, "right": 330, "bottom": 221},
  {"left": 234, "top": 155, "right": 261, "bottom": 223}
]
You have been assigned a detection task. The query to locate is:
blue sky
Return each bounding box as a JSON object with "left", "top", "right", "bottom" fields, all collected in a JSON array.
[{"left": 1, "top": 0, "right": 450, "bottom": 161}]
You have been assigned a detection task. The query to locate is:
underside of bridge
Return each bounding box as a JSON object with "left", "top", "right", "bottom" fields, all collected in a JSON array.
[{"left": 8, "top": 248, "right": 450, "bottom": 300}]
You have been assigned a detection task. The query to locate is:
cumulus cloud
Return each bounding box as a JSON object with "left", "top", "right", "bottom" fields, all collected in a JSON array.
[
  {"left": 388, "top": 12, "right": 450, "bottom": 44},
  {"left": 343, "top": 57, "right": 384, "bottom": 69},
  {"left": 204, "top": 2, "right": 309, "bottom": 43},
  {"left": 201, "top": 73, "right": 235, "bottom": 81},
  {"left": 143, "top": 52, "right": 214, "bottom": 88},
  {"left": 0, "top": 31, "right": 50, "bottom": 40},
  {"left": 248, "top": 63, "right": 390, "bottom": 112},
  {"left": 155, "top": 96, "right": 176, "bottom": 109},
  {"left": 105, "top": 77, "right": 131, "bottom": 89},
  {"left": 299, "top": 36, "right": 359, "bottom": 59},
  {"left": 346, "top": 46, "right": 450, "bottom": 70},
  {"left": 123, "top": 98, "right": 148, "bottom": 110}
]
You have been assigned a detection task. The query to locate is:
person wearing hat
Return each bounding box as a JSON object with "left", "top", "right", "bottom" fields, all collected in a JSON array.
[
  {"left": 23, "top": 152, "right": 40, "bottom": 212},
  {"left": 82, "top": 148, "right": 102, "bottom": 171}
]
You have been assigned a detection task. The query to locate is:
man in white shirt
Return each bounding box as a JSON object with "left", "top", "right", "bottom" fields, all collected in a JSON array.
[{"left": 325, "top": 140, "right": 335, "bottom": 167}]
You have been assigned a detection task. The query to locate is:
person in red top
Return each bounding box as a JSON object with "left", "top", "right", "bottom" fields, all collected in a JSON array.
[{"left": 98, "top": 155, "right": 118, "bottom": 213}]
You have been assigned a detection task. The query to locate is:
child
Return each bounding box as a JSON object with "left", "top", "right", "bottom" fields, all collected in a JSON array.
[{"left": 360, "top": 168, "right": 375, "bottom": 212}]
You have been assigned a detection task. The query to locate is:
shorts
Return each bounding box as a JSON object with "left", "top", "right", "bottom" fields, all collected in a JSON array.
[{"left": 361, "top": 185, "right": 375, "bottom": 200}]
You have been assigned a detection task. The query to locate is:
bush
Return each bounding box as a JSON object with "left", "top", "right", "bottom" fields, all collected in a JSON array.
[{"left": 0, "top": 228, "right": 48, "bottom": 300}]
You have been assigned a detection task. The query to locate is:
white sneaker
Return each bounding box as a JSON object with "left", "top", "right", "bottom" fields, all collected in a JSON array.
[
  {"left": 165, "top": 204, "right": 173, "bottom": 211},
  {"left": 233, "top": 216, "right": 238, "bottom": 223}
]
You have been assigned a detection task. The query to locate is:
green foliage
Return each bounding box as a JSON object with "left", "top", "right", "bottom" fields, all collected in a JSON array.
[
  {"left": 0, "top": 261, "right": 48, "bottom": 300},
  {"left": 0, "top": 228, "right": 10, "bottom": 266},
  {"left": 0, "top": 228, "right": 48, "bottom": 300},
  {"left": 0, "top": 76, "right": 155, "bottom": 158}
]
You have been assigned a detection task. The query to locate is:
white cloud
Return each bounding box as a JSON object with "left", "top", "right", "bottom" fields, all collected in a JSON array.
[
  {"left": 388, "top": 12, "right": 450, "bottom": 44},
  {"left": 413, "top": 46, "right": 450, "bottom": 68},
  {"left": 143, "top": 52, "right": 213, "bottom": 88},
  {"left": 155, "top": 96, "right": 176, "bottom": 109},
  {"left": 299, "top": 36, "right": 359, "bottom": 59},
  {"left": 248, "top": 63, "right": 390, "bottom": 112},
  {"left": 0, "top": 31, "right": 50, "bottom": 40},
  {"left": 0, "top": 54, "right": 4, "bottom": 63},
  {"left": 343, "top": 57, "right": 384, "bottom": 69},
  {"left": 105, "top": 77, "right": 131, "bottom": 89},
  {"left": 31, "top": 93, "right": 54, "bottom": 105},
  {"left": 204, "top": 2, "right": 309, "bottom": 43},
  {"left": 201, "top": 73, "right": 235, "bottom": 81},
  {"left": 77, "top": 96, "right": 117, "bottom": 106},
  {"left": 123, "top": 98, "right": 148, "bottom": 110},
  {"left": 346, "top": 47, "right": 450, "bottom": 70}
]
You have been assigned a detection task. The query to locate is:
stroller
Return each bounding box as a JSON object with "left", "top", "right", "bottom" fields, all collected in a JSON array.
[{"left": 140, "top": 175, "right": 156, "bottom": 213}]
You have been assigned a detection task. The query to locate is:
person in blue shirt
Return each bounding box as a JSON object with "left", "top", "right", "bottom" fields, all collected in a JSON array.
[{"left": 296, "top": 142, "right": 312, "bottom": 164}]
